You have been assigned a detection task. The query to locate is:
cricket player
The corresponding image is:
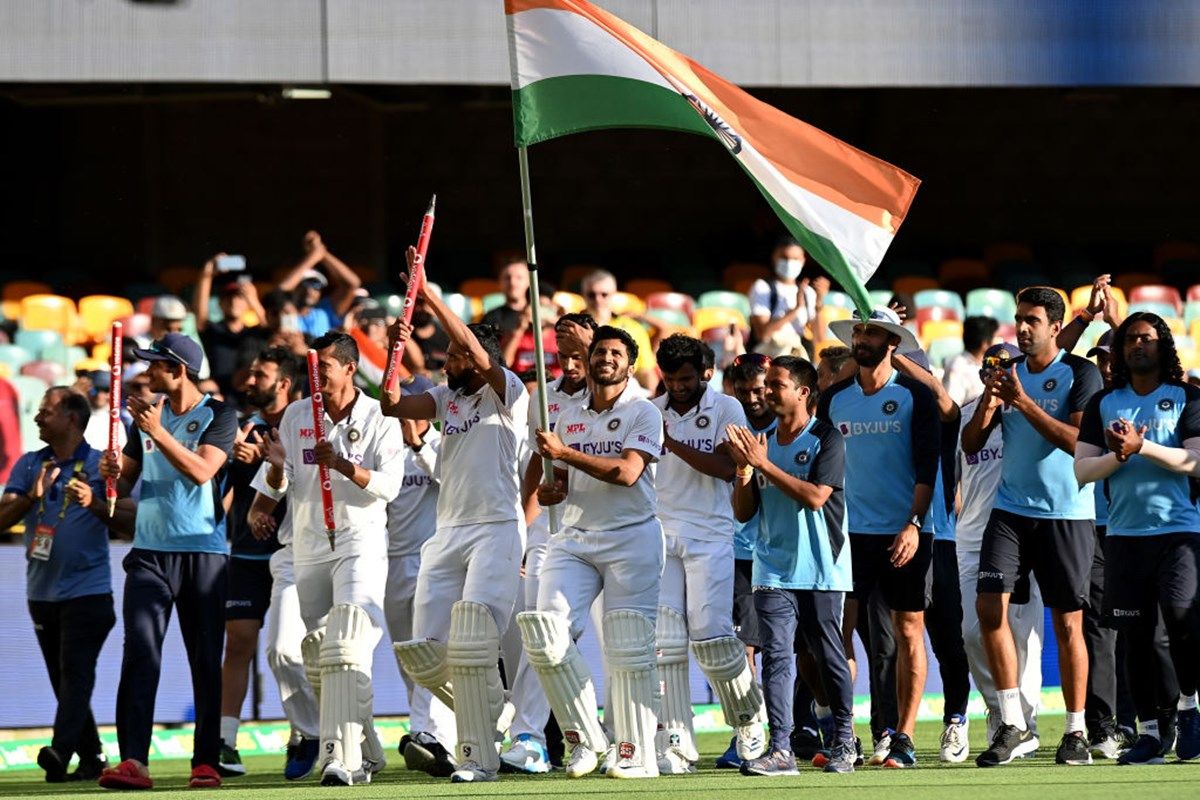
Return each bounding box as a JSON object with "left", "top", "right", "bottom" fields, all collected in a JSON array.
[
  {"left": 517, "top": 325, "right": 666, "bottom": 780},
  {"left": 652, "top": 334, "right": 764, "bottom": 772},
  {"left": 249, "top": 331, "right": 404, "bottom": 786},
  {"left": 383, "top": 253, "right": 529, "bottom": 784}
]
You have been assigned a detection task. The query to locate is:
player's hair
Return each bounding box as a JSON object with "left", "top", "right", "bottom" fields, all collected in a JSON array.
[
  {"left": 1016, "top": 286, "right": 1066, "bottom": 324},
  {"left": 656, "top": 333, "right": 712, "bottom": 374},
  {"left": 466, "top": 322, "right": 505, "bottom": 368},
  {"left": 47, "top": 386, "right": 90, "bottom": 431},
  {"left": 818, "top": 345, "right": 853, "bottom": 375},
  {"left": 312, "top": 331, "right": 360, "bottom": 366},
  {"left": 962, "top": 316, "right": 1000, "bottom": 353},
  {"left": 590, "top": 325, "right": 639, "bottom": 366},
  {"left": 1109, "top": 312, "right": 1183, "bottom": 389},
  {"left": 773, "top": 355, "right": 819, "bottom": 392},
  {"left": 728, "top": 357, "right": 768, "bottom": 385},
  {"left": 555, "top": 312, "right": 597, "bottom": 332},
  {"left": 255, "top": 346, "right": 300, "bottom": 385},
  {"left": 772, "top": 235, "right": 803, "bottom": 254},
  {"left": 494, "top": 255, "right": 528, "bottom": 278}
]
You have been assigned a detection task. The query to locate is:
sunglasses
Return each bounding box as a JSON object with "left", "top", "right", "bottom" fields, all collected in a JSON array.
[
  {"left": 151, "top": 340, "right": 191, "bottom": 367},
  {"left": 585, "top": 290, "right": 611, "bottom": 299},
  {"left": 731, "top": 352, "right": 771, "bottom": 368}
]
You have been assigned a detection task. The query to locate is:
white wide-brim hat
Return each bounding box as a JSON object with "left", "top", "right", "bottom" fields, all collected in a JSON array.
[{"left": 828, "top": 306, "right": 922, "bottom": 355}]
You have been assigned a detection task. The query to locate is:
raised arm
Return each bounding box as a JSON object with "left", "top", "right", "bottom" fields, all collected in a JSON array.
[
  {"left": 193, "top": 255, "right": 220, "bottom": 333},
  {"left": 277, "top": 232, "right": 330, "bottom": 292},
  {"left": 317, "top": 234, "right": 364, "bottom": 315}
]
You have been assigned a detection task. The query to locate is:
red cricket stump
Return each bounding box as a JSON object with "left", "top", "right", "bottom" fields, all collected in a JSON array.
[
  {"left": 307, "top": 349, "right": 337, "bottom": 550},
  {"left": 383, "top": 194, "right": 437, "bottom": 392}
]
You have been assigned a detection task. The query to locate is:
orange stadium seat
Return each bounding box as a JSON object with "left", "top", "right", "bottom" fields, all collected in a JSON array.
[
  {"left": 1069, "top": 284, "right": 1128, "bottom": 319},
  {"left": 937, "top": 258, "right": 989, "bottom": 291},
  {"left": 552, "top": 291, "right": 586, "bottom": 314},
  {"left": 459, "top": 277, "right": 500, "bottom": 298},
  {"left": 624, "top": 278, "right": 674, "bottom": 298},
  {"left": 645, "top": 292, "right": 695, "bottom": 319},
  {"left": 722, "top": 262, "right": 770, "bottom": 291},
  {"left": 3, "top": 280, "right": 53, "bottom": 301},
  {"left": 1128, "top": 284, "right": 1183, "bottom": 314},
  {"left": 78, "top": 295, "right": 135, "bottom": 343},
  {"left": 19, "top": 294, "right": 77, "bottom": 340}
]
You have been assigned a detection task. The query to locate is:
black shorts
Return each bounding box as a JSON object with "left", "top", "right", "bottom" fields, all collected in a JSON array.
[
  {"left": 849, "top": 532, "right": 933, "bottom": 613},
  {"left": 1103, "top": 534, "right": 1200, "bottom": 627},
  {"left": 732, "top": 558, "right": 760, "bottom": 648},
  {"left": 977, "top": 508, "right": 1094, "bottom": 611},
  {"left": 225, "top": 556, "right": 272, "bottom": 622}
]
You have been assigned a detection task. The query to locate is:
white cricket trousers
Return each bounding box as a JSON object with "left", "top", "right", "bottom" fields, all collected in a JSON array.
[{"left": 266, "top": 547, "right": 320, "bottom": 740}]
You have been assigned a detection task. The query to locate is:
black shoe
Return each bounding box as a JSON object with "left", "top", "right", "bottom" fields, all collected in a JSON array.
[
  {"left": 1117, "top": 734, "right": 1165, "bottom": 765},
  {"left": 854, "top": 737, "right": 864, "bottom": 767},
  {"left": 790, "top": 726, "right": 823, "bottom": 761},
  {"left": 217, "top": 739, "right": 246, "bottom": 777},
  {"left": 404, "top": 731, "right": 456, "bottom": 778},
  {"left": 1160, "top": 708, "right": 1179, "bottom": 757},
  {"left": 1055, "top": 731, "right": 1093, "bottom": 765},
  {"left": 976, "top": 724, "right": 1037, "bottom": 767},
  {"left": 68, "top": 755, "right": 108, "bottom": 782},
  {"left": 882, "top": 732, "right": 917, "bottom": 768},
  {"left": 37, "top": 747, "right": 68, "bottom": 783},
  {"left": 398, "top": 734, "right": 412, "bottom": 758}
]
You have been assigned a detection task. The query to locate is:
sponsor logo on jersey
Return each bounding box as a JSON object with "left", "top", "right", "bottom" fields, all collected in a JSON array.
[
  {"left": 881, "top": 400, "right": 899, "bottom": 415},
  {"left": 676, "top": 437, "right": 714, "bottom": 452},
  {"left": 965, "top": 446, "right": 1003, "bottom": 465},
  {"left": 570, "top": 440, "right": 624, "bottom": 456},
  {"left": 618, "top": 741, "right": 636, "bottom": 760},
  {"left": 302, "top": 448, "right": 316, "bottom": 464},
  {"left": 977, "top": 570, "right": 1005, "bottom": 580},
  {"left": 447, "top": 400, "right": 460, "bottom": 416},
  {"left": 1111, "top": 608, "right": 1141, "bottom": 618},
  {"left": 565, "top": 422, "right": 586, "bottom": 435},
  {"left": 144, "top": 438, "right": 155, "bottom": 452},
  {"left": 186, "top": 420, "right": 200, "bottom": 433},
  {"left": 299, "top": 427, "right": 315, "bottom": 439},
  {"left": 444, "top": 412, "right": 481, "bottom": 436},
  {"left": 1043, "top": 378, "right": 1057, "bottom": 392},
  {"left": 838, "top": 420, "right": 902, "bottom": 436},
  {"left": 401, "top": 473, "right": 434, "bottom": 488},
  {"left": 695, "top": 414, "right": 710, "bottom": 429}
]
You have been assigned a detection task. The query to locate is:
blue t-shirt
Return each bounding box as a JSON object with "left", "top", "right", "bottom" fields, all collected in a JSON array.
[
  {"left": 734, "top": 417, "right": 777, "bottom": 561},
  {"left": 753, "top": 417, "right": 851, "bottom": 592},
  {"left": 994, "top": 350, "right": 1100, "bottom": 519},
  {"left": 123, "top": 395, "right": 238, "bottom": 554},
  {"left": 1078, "top": 382, "right": 1200, "bottom": 537},
  {"left": 817, "top": 370, "right": 940, "bottom": 535},
  {"left": 932, "top": 418, "right": 959, "bottom": 542},
  {"left": 297, "top": 299, "right": 338, "bottom": 339},
  {"left": 6, "top": 442, "right": 111, "bottom": 602},
  {"left": 1093, "top": 481, "right": 1109, "bottom": 528}
]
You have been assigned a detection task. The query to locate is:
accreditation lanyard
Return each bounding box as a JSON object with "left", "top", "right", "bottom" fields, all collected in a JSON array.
[{"left": 29, "top": 459, "right": 86, "bottom": 562}]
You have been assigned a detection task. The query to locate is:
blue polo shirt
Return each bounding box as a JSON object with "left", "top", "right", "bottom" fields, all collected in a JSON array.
[
  {"left": 734, "top": 417, "right": 777, "bottom": 561},
  {"left": 297, "top": 299, "right": 338, "bottom": 339},
  {"left": 994, "top": 350, "right": 1100, "bottom": 519},
  {"left": 1078, "top": 382, "right": 1200, "bottom": 537},
  {"left": 817, "top": 370, "right": 940, "bottom": 534},
  {"left": 6, "top": 442, "right": 111, "bottom": 602},
  {"left": 123, "top": 395, "right": 238, "bottom": 554},
  {"left": 753, "top": 417, "right": 850, "bottom": 591}
]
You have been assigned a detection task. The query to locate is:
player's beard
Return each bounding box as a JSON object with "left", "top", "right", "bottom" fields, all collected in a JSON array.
[
  {"left": 852, "top": 342, "right": 888, "bottom": 368},
  {"left": 246, "top": 380, "right": 278, "bottom": 410},
  {"left": 590, "top": 364, "right": 628, "bottom": 386},
  {"left": 447, "top": 368, "right": 471, "bottom": 391}
]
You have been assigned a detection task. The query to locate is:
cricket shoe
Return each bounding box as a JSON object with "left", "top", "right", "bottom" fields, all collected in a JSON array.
[
  {"left": 882, "top": 732, "right": 917, "bottom": 768},
  {"left": 867, "top": 728, "right": 894, "bottom": 766},
  {"left": 715, "top": 737, "right": 742, "bottom": 769},
  {"left": 823, "top": 739, "right": 857, "bottom": 774},
  {"left": 1117, "top": 735, "right": 1166, "bottom": 765},
  {"left": 608, "top": 743, "right": 659, "bottom": 779},
  {"left": 1089, "top": 720, "right": 1125, "bottom": 760},
  {"left": 500, "top": 734, "right": 551, "bottom": 774},
  {"left": 940, "top": 714, "right": 970, "bottom": 763},
  {"left": 735, "top": 722, "right": 767, "bottom": 761},
  {"left": 789, "top": 727, "right": 823, "bottom": 761},
  {"left": 564, "top": 743, "right": 600, "bottom": 778},
  {"left": 284, "top": 737, "right": 319, "bottom": 780},
  {"left": 976, "top": 724, "right": 1038, "bottom": 767},
  {"left": 657, "top": 746, "right": 696, "bottom": 774},
  {"left": 404, "top": 731, "right": 456, "bottom": 778},
  {"left": 450, "top": 760, "right": 498, "bottom": 783},
  {"left": 1177, "top": 707, "right": 1200, "bottom": 761},
  {"left": 37, "top": 747, "right": 68, "bottom": 783},
  {"left": 740, "top": 749, "right": 799, "bottom": 777},
  {"left": 217, "top": 740, "right": 246, "bottom": 777},
  {"left": 1055, "top": 731, "right": 1093, "bottom": 765}
]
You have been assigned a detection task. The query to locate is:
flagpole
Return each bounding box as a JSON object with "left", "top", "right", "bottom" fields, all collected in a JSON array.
[{"left": 517, "top": 145, "right": 559, "bottom": 536}]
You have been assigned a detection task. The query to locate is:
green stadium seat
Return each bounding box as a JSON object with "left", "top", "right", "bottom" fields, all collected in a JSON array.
[
  {"left": 913, "top": 289, "right": 965, "bottom": 319},
  {"left": 481, "top": 293, "right": 506, "bottom": 314},
  {"left": 1128, "top": 301, "right": 1179, "bottom": 319},
  {"left": 11, "top": 373, "right": 49, "bottom": 451},
  {"left": 0, "top": 344, "right": 35, "bottom": 376},
  {"left": 697, "top": 290, "right": 752, "bottom": 320},
  {"left": 869, "top": 290, "right": 894, "bottom": 308},
  {"left": 644, "top": 308, "right": 690, "bottom": 329},
  {"left": 965, "top": 288, "right": 1016, "bottom": 321},
  {"left": 442, "top": 293, "right": 474, "bottom": 323},
  {"left": 1184, "top": 301, "right": 1200, "bottom": 327},
  {"left": 926, "top": 337, "right": 965, "bottom": 371},
  {"left": 13, "top": 329, "right": 62, "bottom": 360},
  {"left": 823, "top": 291, "right": 856, "bottom": 311}
]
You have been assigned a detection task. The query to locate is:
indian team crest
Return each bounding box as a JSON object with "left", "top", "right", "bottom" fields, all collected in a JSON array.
[
  {"left": 1158, "top": 398, "right": 1174, "bottom": 411},
  {"left": 347, "top": 427, "right": 361, "bottom": 443},
  {"left": 794, "top": 450, "right": 811, "bottom": 465},
  {"left": 186, "top": 420, "right": 200, "bottom": 433},
  {"left": 881, "top": 400, "right": 899, "bottom": 415},
  {"left": 695, "top": 414, "right": 711, "bottom": 429},
  {"left": 607, "top": 418, "right": 621, "bottom": 431},
  {"left": 1043, "top": 378, "right": 1057, "bottom": 392}
]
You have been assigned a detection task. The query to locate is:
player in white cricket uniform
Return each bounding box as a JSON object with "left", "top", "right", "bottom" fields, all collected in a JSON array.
[
  {"left": 518, "top": 325, "right": 665, "bottom": 779},
  {"left": 651, "top": 334, "right": 764, "bottom": 771},
  {"left": 382, "top": 261, "right": 528, "bottom": 784},
  {"left": 379, "top": 374, "right": 458, "bottom": 777},
  {"left": 501, "top": 314, "right": 595, "bottom": 773},
  {"left": 248, "top": 331, "right": 404, "bottom": 786}
]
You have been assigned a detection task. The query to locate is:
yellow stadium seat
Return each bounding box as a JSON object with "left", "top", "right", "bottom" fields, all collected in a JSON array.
[
  {"left": 4, "top": 280, "right": 53, "bottom": 301},
  {"left": 610, "top": 292, "right": 646, "bottom": 317},
  {"left": 815, "top": 306, "right": 853, "bottom": 340},
  {"left": 624, "top": 278, "right": 674, "bottom": 298},
  {"left": 920, "top": 319, "right": 963, "bottom": 348},
  {"left": 1, "top": 299, "right": 19, "bottom": 320},
  {"left": 693, "top": 306, "right": 748, "bottom": 334},
  {"left": 553, "top": 291, "right": 587, "bottom": 314},
  {"left": 1166, "top": 317, "right": 1185, "bottom": 337},
  {"left": 79, "top": 295, "right": 135, "bottom": 343},
  {"left": 19, "top": 294, "right": 77, "bottom": 339},
  {"left": 92, "top": 342, "right": 112, "bottom": 366},
  {"left": 459, "top": 277, "right": 501, "bottom": 298},
  {"left": 1192, "top": 319, "right": 1200, "bottom": 343},
  {"left": 1069, "top": 284, "right": 1127, "bottom": 318}
]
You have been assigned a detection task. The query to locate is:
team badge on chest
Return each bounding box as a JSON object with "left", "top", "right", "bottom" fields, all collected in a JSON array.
[
  {"left": 794, "top": 450, "right": 811, "bottom": 464},
  {"left": 607, "top": 418, "right": 621, "bottom": 431},
  {"left": 1043, "top": 378, "right": 1057, "bottom": 392},
  {"left": 1158, "top": 398, "right": 1174, "bottom": 412},
  {"left": 186, "top": 420, "right": 200, "bottom": 433},
  {"left": 881, "top": 400, "right": 899, "bottom": 415},
  {"left": 695, "top": 414, "right": 710, "bottom": 429},
  {"left": 347, "top": 428, "right": 361, "bottom": 443}
]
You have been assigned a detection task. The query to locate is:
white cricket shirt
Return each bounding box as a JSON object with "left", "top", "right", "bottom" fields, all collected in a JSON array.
[
  {"left": 251, "top": 390, "right": 404, "bottom": 566},
  {"left": 653, "top": 387, "right": 746, "bottom": 542},
  {"left": 527, "top": 377, "right": 589, "bottom": 542},
  {"left": 386, "top": 426, "right": 441, "bottom": 556},
  {"left": 956, "top": 397, "right": 1004, "bottom": 551}
]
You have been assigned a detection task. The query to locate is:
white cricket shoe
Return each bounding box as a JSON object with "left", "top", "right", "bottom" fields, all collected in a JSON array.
[
  {"left": 657, "top": 746, "right": 696, "bottom": 774},
  {"left": 736, "top": 722, "right": 767, "bottom": 761},
  {"left": 500, "top": 734, "right": 551, "bottom": 774},
  {"left": 940, "top": 715, "right": 970, "bottom": 763},
  {"left": 319, "top": 759, "right": 355, "bottom": 786},
  {"left": 564, "top": 743, "right": 600, "bottom": 778},
  {"left": 449, "top": 760, "right": 497, "bottom": 783}
]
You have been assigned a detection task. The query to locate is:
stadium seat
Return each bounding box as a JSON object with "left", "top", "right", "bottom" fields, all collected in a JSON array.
[
  {"left": 157, "top": 266, "right": 199, "bottom": 295},
  {"left": 442, "top": 293, "right": 474, "bottom": 323},
  {"left": 21, "top": 360, "right": 66, "bottom": 386},
  {"left": 610, "top": 292, "right": 646, "bottom": 317},
  {"left": 3, "top": 280, "right": 53, "bottom": 301},
  {"left": 645, "top": 292, "right": 696, "bottom": 319},
  {"left": 816, "top": 307, "right": 853, "bottom": 341},
  {"left": 1113, "top": 271, "right": 1159, "bottom": 296},
  {"left": 11, "top": 374, "right": 49, "bottom": 446},
  {"left": 915, "top": 306, "right": 961, "bottom": 329},
  {"left": 869, "top": 290, "right": 894, "bottom": 308},
  {"left": 19, "top": 294, "right": 77, "bottom": 340},
  {"left": 0, "top": 344, "right": 35, "bottom": 374},
  {"left": 722, "top": 262, "right": 770, "bottom": 291},
  {"left": 913, "top": 289, "right": 965, "bottom": 319},
  {"left": 692, "top": 306, "right": 748, "bottom": 335},
  {"left": 624, "top": 278, "right": 674, "bottom": 298},
  {"left": 1164, "top": 317, "right": 1186, "bottom": 337},
  {"left": 1128, "top": 284, "right": 1183, "bottom": 314},
  {"left": 1185, "top": 301, "right": 1200, "bottom": 328},
  {"left": 1128, "top": 301, "right": 1179, "bottom": 320},
  {"left": 1192, "top": 320, "right": 1200, "bottom": 344},
  {"left": 459, "top": 277, "right": 501, "bottom": 298},
  {"left": 996, "top": 323, "right": 1017, "bottom": 344},
  {"left": 1079, "top": 321, "right": 1111, "bottom": 351},
  {"left": 78, "top": 295, "right": 136, "bottom": 343},
  {"left": 644, "top": 308, "right": 691, "bottom": 330},
  {"left": 1068, "top": 284, "right": 1128, "bottom": 319},
  {"left": 892, "top": 276, "right": 939, "bottom": 297},
  {"left": 13, "top": 329, "right": 61, "bottom": 360},
  {"left": 823, "top": 291, "right": 856, "bottom": 312},
  {"left": 481, "top": 292, "right": 506, "bottom": 314},
  {"left": 919, "top": 319, "right": 963, "bottom": 348},
  {"left": 552, "top": 291, "right": 586, "bottom": 314},
  {"left": 697, "top": 290, "right": 752, "bottom": 320},
  {"left": 937, "top": 258, "right": 989, "bottom": 292},
  {"left": 74, "top": 357, "right": 107, "bottom": 373},
  {"left": 1189, "top": 285, "right": 1200, "bottom": 303},
  {"left": 965, "top": 288, "right": 1016, "bottom": 321},
  {"left": 122, "top": 313, "right": 151, "bottom": 339},
  {"left": 927, "top": 337, "right": 966, "bottom": 370}
]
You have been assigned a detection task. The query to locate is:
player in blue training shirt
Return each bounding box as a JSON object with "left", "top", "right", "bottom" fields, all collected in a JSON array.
[
  {"left": 818, "top": 307, "right": 941, "bottom": 769},
  {"left": 98, "top": 333, "right": 239, "bottom": 790},
  {"left": 1075, "top": 312, "right": 1200, "bottom": 765},
  {"left": 963, "top": 287, "right": 1103, "bottom": 768},
  {"left": 728, "top": 355, "right": 856, "bottom": 776}
]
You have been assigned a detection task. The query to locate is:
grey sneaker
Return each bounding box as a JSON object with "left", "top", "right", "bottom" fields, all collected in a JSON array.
[
  {"left": 740, "top": 749, "right": 799, "bottom": 777},
  {"left": 823, "top": 739, "right": 856, "bottom": 773}
]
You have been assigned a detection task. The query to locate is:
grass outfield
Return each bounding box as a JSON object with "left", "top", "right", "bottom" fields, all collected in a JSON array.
[{"left": 4, "top": 719, "right": 1195, "bottom": 799}]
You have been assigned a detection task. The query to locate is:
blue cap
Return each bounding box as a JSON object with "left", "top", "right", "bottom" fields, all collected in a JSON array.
[
  {"left": 401, "top": 374, "right": 435, "bottom": 395},
  {"left": 133, "top": 332, "right": 205, "bottom": 375},
  {"left": 980, "top": 342, "right": 1021, "bottom": 379}
]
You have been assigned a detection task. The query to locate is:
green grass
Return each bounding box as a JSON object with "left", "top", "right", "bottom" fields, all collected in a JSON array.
[{"left": 4, "top": 719, "right": 1196, "bottom": 799}]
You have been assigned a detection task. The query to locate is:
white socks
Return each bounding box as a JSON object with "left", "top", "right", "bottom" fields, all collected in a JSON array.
[
  {"left": 1138, "top": 719, "right": 1161, "bottom": 741},
  {"left": 1178, "top": 692, "right": 1198, "bottom": 711},
  {"left": 997, "top": 688, "right": 1027, "bottom": 731},
  {"left": 220, "top": 716, "right": 240, "bottom": 745},
  {"left": 1064, "top": 710, "right": 1086, "bottom": 735}
]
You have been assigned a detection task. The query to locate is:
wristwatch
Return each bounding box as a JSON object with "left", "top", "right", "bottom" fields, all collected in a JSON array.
[{"left": 908, "top": 513, "right": 923, "bottom": 529}]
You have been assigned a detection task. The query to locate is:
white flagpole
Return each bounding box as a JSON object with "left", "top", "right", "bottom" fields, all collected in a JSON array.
[{"left": 517, "top": 146, "right": 559, "bottom": 535}]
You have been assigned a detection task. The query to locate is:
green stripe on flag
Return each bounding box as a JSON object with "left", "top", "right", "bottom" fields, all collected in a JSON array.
[{"left": 513, "top": 74, "right": 716, "bottom": 147}]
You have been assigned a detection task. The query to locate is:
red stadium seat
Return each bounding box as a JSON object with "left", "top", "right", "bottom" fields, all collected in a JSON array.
[
  {"left": 1128, "top": 284, "right": 1183, "bottom": 314},
  {"left": 645, "top": 292, "right": 695, "bottom": 318},
  {"left": 1189, "top": 285, "right": 1200, "bottom": 303},
  {"left": 915, "top": 306, "right": 960, "bottom": 325},
  {"left": 892, "top": 276, "right": 939, "bottom": 297},
  {"left": 1113, "top": 271, "right": 1159, "bottom": 296}
]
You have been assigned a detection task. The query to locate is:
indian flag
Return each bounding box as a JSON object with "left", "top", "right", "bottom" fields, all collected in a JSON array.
[{"left": 506, "top": 0, "right": 920, "bottom": 313}]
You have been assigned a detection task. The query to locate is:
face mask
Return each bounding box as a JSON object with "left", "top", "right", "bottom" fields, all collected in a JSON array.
[
  {"left": 279, "top": 313, "right": 300, "bottom": 333},
  {"left": 774, "top": 257, "right": 805, "bottom": 280}
]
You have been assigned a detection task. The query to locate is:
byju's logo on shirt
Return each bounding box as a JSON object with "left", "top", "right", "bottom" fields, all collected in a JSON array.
[
  {"left": 965, "top": 446, "right": 1002, "bottom": 466},
  {"left": 837, "top": 420, "right": 902, "bottom": 438}
]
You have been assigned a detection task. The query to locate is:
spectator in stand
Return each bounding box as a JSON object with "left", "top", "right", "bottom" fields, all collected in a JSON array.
[
  {"left": 481, "top": 257, "right": 532, "bottom": 334},
  {"left": 194, "top": 256, "right": 269, "bottom": 400},
  {"left": 483, "top": 256, "right": 561, "bottom": 376},
  {"left": 148, "top": 296, "right": 188, "bottom": 341},
  {"left": 405, "top": 293, "right": 450, "bottom": 375},
  {"left": 747, "top": 237, "right": 828, "bottom": 358},
  {"left": 0, "top": 374, "right": 21, "bottom": 485},
  {"left": 275, "top": 231, "right": 362, "bottom": 339},
  {"left": 260, "top": 290, "right": 310, "bottom": 359},
  {"left": 580, "top": 269, "right": 658, "bottom": 392},
  {"left": 943, "top": 317, "right": 1000, "bottom": 407},
  {"left": 81, "top": 371, "right": 127, "bottom": 453}
]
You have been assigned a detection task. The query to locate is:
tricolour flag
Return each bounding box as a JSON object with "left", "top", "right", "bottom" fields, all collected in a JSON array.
[{"left": 505, "top": 0, "right": 920, "bottom": 314}]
